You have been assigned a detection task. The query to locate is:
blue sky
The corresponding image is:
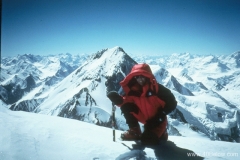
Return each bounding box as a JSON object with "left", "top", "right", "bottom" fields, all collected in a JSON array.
[{"left": 2, "top": 0, "right": 240, "bottom": 57}]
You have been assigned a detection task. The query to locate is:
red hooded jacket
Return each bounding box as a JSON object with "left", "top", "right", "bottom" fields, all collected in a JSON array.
[{"left": 118, "top": 63, "right": 173, "bottom": 124}]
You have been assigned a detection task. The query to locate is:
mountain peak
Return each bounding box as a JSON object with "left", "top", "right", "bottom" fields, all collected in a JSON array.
[
  {"left": 231, "top": 51, "right": 240, "bottom": 62},
  {"left": 88, "top": 46, "right": 127, "bottom": 62},
  {"left": 109, "top": 46, "right": 125, "bottom": 53}
]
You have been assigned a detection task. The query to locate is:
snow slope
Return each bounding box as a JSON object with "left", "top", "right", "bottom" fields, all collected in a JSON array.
[{"left": 1, "top": 103, "right": 239, "bottom": 160}]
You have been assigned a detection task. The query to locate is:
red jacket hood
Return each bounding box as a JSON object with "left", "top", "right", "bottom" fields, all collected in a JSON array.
[{"left": 120, "top": 63, "right": 158, "bottom": 95}]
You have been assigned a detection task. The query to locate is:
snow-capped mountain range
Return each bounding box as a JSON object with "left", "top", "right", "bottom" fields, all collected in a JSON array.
[{"left": 1, "top": 46, "right": 240, "bottom": 143}]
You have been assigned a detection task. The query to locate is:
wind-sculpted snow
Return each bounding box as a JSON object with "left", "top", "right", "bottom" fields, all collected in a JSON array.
[{"left": 1, "top": 47, "right": 240, "bottom": 143}]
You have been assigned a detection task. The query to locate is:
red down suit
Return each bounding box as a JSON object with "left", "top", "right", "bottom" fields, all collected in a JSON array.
[{"left": 117, "top": 63, "right": 177, "bottom": 138}]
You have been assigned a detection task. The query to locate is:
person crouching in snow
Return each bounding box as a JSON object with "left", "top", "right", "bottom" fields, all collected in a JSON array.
[{"left": 107, "top": 63, "right": 177, "bottom": 145}]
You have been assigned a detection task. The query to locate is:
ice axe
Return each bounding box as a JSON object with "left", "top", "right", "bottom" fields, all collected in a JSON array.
[
  {"left": 107, "top": 91, "right": 123, "bottom": 142},
  {"left": 112, "top": 103, "right": 116, "bottom": 142}
]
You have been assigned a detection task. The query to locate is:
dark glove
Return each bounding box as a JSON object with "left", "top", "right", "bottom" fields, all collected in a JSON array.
[
  {"left": 144, "top": 110, "right": 166, "bottom": 130},
  {"left": 107, "top": 91, "right": 123, "bottom": 105}
]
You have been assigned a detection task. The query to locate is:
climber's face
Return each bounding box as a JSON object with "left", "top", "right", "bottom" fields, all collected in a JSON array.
[{"left": 135, "top": 75, "right": 147, "bottom": 86}]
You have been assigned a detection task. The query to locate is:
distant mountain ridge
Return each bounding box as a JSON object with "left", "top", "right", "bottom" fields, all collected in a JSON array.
[{"left": 1, "top": 47, "right": 240, "bottom": 142}]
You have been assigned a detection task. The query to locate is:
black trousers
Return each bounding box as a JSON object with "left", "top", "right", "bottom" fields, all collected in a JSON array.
[{"left": 120, "top": 103, "right": 139, "bottom": 128}]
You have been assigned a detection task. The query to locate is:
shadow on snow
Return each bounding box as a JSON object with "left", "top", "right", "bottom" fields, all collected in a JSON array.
[{"left": 116, "top": 140, "right": 204, "bottom": 160}]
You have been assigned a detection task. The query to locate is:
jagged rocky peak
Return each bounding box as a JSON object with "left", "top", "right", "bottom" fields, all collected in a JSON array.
[
  {"left": 10, "top": 98, "right": 44, "bottom": 112},
  {"left": 167, "top": 76, "right": 194, "bottom": 96},
  {"left": 2, "top": 57, "right": 18, "bottom": 66},
  {"left": 90, "top": 49, "right": 108, "bottom": 60},
  {"left": 202, "top": 55, "right": 220, "bottom": 65},
  {"left": 89, "top": 46, "right": 127, "bottom": 61},
  {"left": 230, "top": 51, "right": 240, "bottom": 67},
  {"left": 169, "top": 52, "right": 194, "bottom": 63},
  {"left": 16, "top": 54, "right": 42, "bottom": 63},
  {"left": 230, "top": 51, "right": 240, "bottom": 59},
  {"left": 179, "top": 68, "right": 193, "bottom": 81},
  {"left": 177, "top": 52, "right": 193, "bottom": 59},
  {"left": 196, "top": 82, "right": 208, "bottom": 90},
  {"left": 0, "top": 86, "right": 8, "bottom": 102},
  {"left": 153, "top": 67, "right": 171, "bottom": 84},
  {"left": 24, "top": 74, "right": 36, "bottom": 91},
  {"left": 0, "top": 73, "right": 38, "bottom": 105}
]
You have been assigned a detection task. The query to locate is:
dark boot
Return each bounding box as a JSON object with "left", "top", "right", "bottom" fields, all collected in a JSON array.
[{"left": 121, "top": 126, "right": 141, "bottom": 141}]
